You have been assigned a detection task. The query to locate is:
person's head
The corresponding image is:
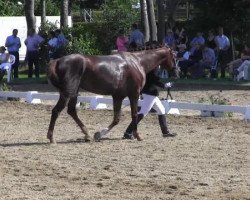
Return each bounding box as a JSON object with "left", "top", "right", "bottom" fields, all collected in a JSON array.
[
  {"left": 196, "top": 31, "right": 203, "bottom": 37},
  {"left": 132, "top": 23, "right": 138, "bottom": 30},
  {"left": 208, "top": 29, "right": 215, "bottom": 36},
  {"left": 49, "top": 30, "right": 56, "bottom": 38},
  {"left": 0, "top": 46, "right": 6, "bottom": 53},
  {"left": 177, "top": 43, "right": 187, "bottom": 51},
  {"left": 28, "top": 28, "right": 36, "bottom": 36},
  {"left": 167, "top": 29, "right": 173, "bottom": 35},
  {"left": 12, "top": 29, "right": 18, "bottom": 37},
  {"left": 55, "top": 29, "right": 62, "bottom": 36},
  {"left": 218, "top": 27, "right": 224, "bottom": 35}
]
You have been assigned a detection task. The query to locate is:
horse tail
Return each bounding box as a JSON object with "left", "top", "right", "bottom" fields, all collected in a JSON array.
[{"left": 47, "top": 58, "right": 62, "bottom": 90}]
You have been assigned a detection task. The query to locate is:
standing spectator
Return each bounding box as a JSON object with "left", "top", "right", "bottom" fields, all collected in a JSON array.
[
  {"left": 24, "top": 28, "right": 44, "bottom": 78},
  {"left": 128, "top": 23, "right": 144, "bottom": 49},
  {"left": 214, "top": 26, "right": 230, "bottom": 78},
  {"left": 164, "top": 29, "right": 176, "bottom": 48},
  {"left": 176, "top": 28, "right": 188, "bottom": 45},
  {"left": 5, "top": 29, "right": 21, "bottom": 78},
  {"left": 206, "top": 29, "right": 217, "bottom": 49},
  {"left": 116, "top": 29, "right": 128, "bottom": 52},
  {"left": 189, "top": 31, "right": 205, "bottom": 55},
  {"left": 47, "top": 30, "right": 58, "bottom": 60},
  {"left": 55, "top": 29, "right": 68, "bottom": 58}
]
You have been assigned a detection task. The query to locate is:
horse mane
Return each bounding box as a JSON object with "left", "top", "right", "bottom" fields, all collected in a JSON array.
[{"left": 128, "top": 41, "right": 169, "bottom": 53}]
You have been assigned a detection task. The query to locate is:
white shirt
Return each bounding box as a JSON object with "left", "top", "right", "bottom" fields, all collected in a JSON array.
[{"left": 215, "top": 34, "right": 230, "bottom": 50}]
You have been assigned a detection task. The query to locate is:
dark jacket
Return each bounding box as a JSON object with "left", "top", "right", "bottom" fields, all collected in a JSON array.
[{"left": 141, "top": 69, "right": 165, "bottom": 96}]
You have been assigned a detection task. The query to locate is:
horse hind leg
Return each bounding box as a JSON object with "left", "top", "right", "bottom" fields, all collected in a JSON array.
[
  {"left": 67, "top": 96, "right": 91, "bottom": 142},
  {"left": 47, "top": 94, "right": 69, "bottom": 144},
  {"left": 94, "top": 97, "right": 122, "bottom": 141}
]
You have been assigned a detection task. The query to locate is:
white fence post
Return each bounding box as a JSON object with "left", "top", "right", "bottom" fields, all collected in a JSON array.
[
  {"left": 25, "top": 91, "right": 41, "bottom": 104},
  {"left": 90, "top": 95, "right": 107, "bottom": 110},
  {"left": 245, "top": 106, "right": 250, "bottom": 121}
]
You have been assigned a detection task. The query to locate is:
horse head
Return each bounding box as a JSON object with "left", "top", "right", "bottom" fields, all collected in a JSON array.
[{"left": 157, "top": 46, "right": 180, "bottom": 78}]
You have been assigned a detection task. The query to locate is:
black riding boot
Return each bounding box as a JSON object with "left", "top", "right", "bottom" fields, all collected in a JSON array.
[
  {"left": 123, "top": 114, "right": 144, "bottom": 139},
  {"left": 158, "top": 115, "right": 176, "bottom": 137}
]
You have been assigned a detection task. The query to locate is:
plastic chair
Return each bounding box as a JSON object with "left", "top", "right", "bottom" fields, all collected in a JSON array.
[{"left": 0, "top": 54, "right": 15, "bottom": 83}]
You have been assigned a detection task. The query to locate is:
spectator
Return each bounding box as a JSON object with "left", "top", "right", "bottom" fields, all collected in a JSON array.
[
  {"left": 0, "top": 46, "right": 10, "bottom": 65},
  {"left": 193, "top": 43, "right": 216, "bottom": 79},
  {"left": 164, "top": 29, "right": 176, "bottom": 48},
  {"left": 176, "top": 28, "right": 188, "bottom": 45},
  {"left": 55, "top": 29, "right": 68, "bottom": 58},
  {"left": 190, "top": 31, "right": 205, "bottom": 55},
  {"left": 47, "top": 30, "right": 58, "bottom": 60},
  {"left": 233, "top": 60, "right": 250, "bottom": 81},
  {"left": 116, "top": 29, "right": 128, "bottom": 52},
  {"left": 228, "top": 43, "right": 250, "bottom": 77},
  {"left": 128, "top": 23, "right": 144, "bottom": 49},
  {"left": 178, "top": 43, "right": 202, "bottom": 78},
  {"left": 214, "top": 26, "right": 230, "bottom": 78},
  {"left": 24, "top": 28, "right": 44, "bottom": 78},
  {"left": 206, "top": 29, "right": 217, "bottom": 49},
  {"left": 5, "top": 29, "right": 21, "bottom": 78}
]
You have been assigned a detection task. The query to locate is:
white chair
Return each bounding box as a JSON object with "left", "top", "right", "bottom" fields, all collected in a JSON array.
[{"left": 0, "top": 54, "right": 15, "bottom": 83}]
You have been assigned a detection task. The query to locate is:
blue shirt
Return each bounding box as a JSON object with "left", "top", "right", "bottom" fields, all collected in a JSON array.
[
  {"left": 215, "top": 34, "right": 230, "bottom": 50},
  {"left": 202, "top": 47, "right": 215, "bottom": 65},
  {"left": 24, "top": 34, "right": 44, "bottom": 51},
  {"left": 190, "top": 36, "right": 205, "bottom": 47},
  {"left": 5, "top": 35, "right": 21, "bottom": 52},
  {"left": 129, "top": 29, "right": 144, "bottom": 47}
]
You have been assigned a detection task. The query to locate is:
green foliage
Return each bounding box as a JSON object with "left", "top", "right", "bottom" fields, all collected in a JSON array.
[
  {"left": 95, "top": 0, "right": 140, "bottom": 52},
  {"left": 67, "top": 33, "right": 101, "bottom": 55},
  {"left": 0, "top": 0, "right": 23, "bottom": 16},
  {"left": 34, "top": 0, "right": 60, "bottom": 16}
]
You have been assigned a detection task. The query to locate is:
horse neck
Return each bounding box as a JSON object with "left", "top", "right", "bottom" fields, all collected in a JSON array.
[{"left": 138, "top": 49, "right": 168, "bottom": 73}]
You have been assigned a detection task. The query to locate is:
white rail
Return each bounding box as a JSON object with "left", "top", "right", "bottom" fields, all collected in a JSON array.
[{"left": 0, "top": 91, "right": 249, "bottom": 120}]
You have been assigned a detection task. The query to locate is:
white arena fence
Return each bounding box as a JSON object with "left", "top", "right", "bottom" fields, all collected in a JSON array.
[{"left": 0, "top": 91, "right": 249, "bottom": 120}]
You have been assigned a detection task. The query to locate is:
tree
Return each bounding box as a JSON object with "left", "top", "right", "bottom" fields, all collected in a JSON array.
[
  {"left": 60, "top": 0, "right": 69, "bottom": 28},
  {"left": 40, "top": 0, "right": 46, "bottom": 27},
  {"left": 164, "top": 0, "right": 182, "bottom": 28},
  {"left": 24, "top": 0, "right": 36, "bottom": 32},
  {"left": 140, "top": 0, "right": 150, "bottom": 42},
  {"left": 156, "top": 0, "right": 165, "bottom": 44},
  {"left": 146, "top": 0, "right": 157, "bottom": 42}
]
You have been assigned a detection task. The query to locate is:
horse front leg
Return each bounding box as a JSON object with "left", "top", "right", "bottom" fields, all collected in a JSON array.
[
  {"left": 129, "top": 95, "right": 143, "bottom": 141},
  {"left": 67, "top": 96, "right": 91, "bottom": 142},
  {"left": 47, "top": 94, "right": 69, "bottom": 144},
  {"left": 94, "top": 97, "right": 123, "bottom": 141}
]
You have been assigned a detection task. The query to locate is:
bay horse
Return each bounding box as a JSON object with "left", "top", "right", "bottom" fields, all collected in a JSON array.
[{"left": 47, "top": 46, "right": 178, "bottom": 143}]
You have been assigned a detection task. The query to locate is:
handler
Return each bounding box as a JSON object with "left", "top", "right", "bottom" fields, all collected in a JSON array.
[{"left": 123, "top": 67, "right": 176, "bottom": 139}]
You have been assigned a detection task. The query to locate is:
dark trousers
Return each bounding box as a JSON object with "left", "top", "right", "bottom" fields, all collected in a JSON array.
[
  {"left": 9, "top": 51, "right": 19, "bottom": 78},
  {"left": 218, "top": 50, "right": 230, "bottom": 78},
  {"left": 27, "top": 51, "right": 40, "bottom": 78}
]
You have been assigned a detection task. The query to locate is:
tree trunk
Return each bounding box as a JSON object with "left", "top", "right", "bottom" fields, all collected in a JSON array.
[
  {"left": 40, "top": 0, "right": 46, "bottom": 27},
  {"left": 165, "top": 0, "right": 181, "bottom": 28},
  {"left": 60, "top": 0, "right": 69, "bottom": 28},
  {"left": 24, "top": 0, "right": 36, "bottom": 33},
  {"left": 140, "top": 0, "right": 150, "bottom": 43},
  {"left": 146, "top": 0, "right": 157, "bottom": 42},
  {"left": 156, "top": 0, "right": 165, "bottom": 44}
]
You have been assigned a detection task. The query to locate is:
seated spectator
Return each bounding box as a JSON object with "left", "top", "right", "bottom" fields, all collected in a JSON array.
[
  {"left": 228, "top": 42, "right": 250, "bottom": 77},
  {"left": 233, "top": 60, "right": 250, "bottom": 81},
  {"left": 116, "top": 30, "right": 128, "bottom": 52},
  {"left": 195, "top": 43, "right": 216, "bottom": 79},
  {"left": 190, "top": 31, "right": 205, "bottom": 55},
  {"left": 0, "top": 46, "right": 10, "bottom": 64},
  {"left": 207, "top": 29, "right": 217, "bottom": 49},
  {"left": 164, "top": 29, "right": 176, "bottom": 48},
  {"left": 178, "top": 43, "right": 202, "bottom": 78},
  {"left": 176, "top": 28, "right": 188, "bottom": 45},
  {"left": 214, "top": 26, "right": 230, "bottom": 78}
]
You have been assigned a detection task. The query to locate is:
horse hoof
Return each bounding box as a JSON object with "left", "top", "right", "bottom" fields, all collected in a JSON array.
[
  {"left": 136, "top": 136, "right": 143, "bottom": 141},
  {"left": 49, "top": 139, "right": 57, "bottom": 144},
  {"left": 94, "top": 132, "right": 101, "bottom": 142},
  {"left": 84, "top": 136, "right": 91, "bottom": 142}
]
